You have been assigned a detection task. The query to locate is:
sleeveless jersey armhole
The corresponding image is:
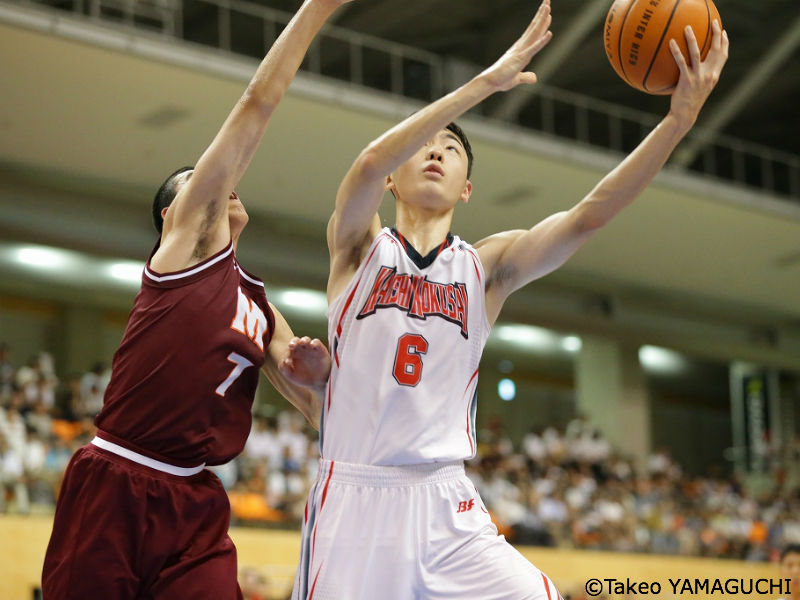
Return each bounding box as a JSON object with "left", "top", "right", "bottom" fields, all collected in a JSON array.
[{"left": 327, "top": 229, "right": 389, "bottom": 320}]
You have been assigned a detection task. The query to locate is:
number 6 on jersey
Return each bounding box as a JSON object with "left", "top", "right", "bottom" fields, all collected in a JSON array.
[{"left": 393, "top": 333, "right": 428, "bottom": 387}]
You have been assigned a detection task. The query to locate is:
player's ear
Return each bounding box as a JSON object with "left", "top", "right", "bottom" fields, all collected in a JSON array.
[
  {"left": 161, "top": 206, "right": 169, "bottom": 219},
  {"left": 460, "top": 180, "right": 473, "bottom": 204},
  {"left": 385, "top": 174, "right": 397, "bottom": 198}
]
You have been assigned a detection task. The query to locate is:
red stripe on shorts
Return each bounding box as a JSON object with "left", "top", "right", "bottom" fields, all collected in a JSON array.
[
  {"left": 320, "top": 461, "right": 335, "bottom": 509},
  {"left": 308, "top": 562, "right": 323, "bottom": 600},
  {"left": 311, "top": 462, "right": 336, "bottom": 558},
  {"left": 542, "top": 573, "right": 552, "bottom": 600}
]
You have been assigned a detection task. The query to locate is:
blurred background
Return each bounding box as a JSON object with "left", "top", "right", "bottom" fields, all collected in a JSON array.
[{"left": 1, "top": 0, "right": 799, "bottom": 597}]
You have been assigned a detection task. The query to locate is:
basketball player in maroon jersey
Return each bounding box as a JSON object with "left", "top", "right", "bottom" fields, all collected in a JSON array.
[{"left": 42, "top": 0, "right": 354, "bottom": 597}]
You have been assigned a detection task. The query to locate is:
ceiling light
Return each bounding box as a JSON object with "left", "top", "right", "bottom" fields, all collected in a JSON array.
[
  {"left": 15, "top": 246, "right": 68, "bottom": 268},
  {"left": 639, "top": 345, "right": 687, "bottom": 374},
  {"left": 492, "top": 324, "right": 553, "bottom": 349},
  {"left": 108, "top": 261, "right": 144, "bottom": 284},
  {"left": 562, "top": 335, "right": 582, "bottom": 352},
  {"left": 498, "top": 378, "right": 516, "bottom": 401},
  {"left": 274, "top": 288, "right": 328, "bottom": 315}
]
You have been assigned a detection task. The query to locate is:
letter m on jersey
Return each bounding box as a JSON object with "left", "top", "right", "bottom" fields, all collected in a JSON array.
[{"left": 230, "top": 286, "right": 267, "bottom": 351}]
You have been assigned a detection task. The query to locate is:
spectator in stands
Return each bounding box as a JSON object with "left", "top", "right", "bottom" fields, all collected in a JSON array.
[
  {"left": 522, "top": 425, "right": 547, "bottom": 464},
  {"left": 1, "top": 394, "right": 26, "bottom": 455},
  {"left": 0, "top": 343, "right": 14, "bottom": 398},
  {"left": 240, "top": 566, "right": 271, "bottom": 600},
  {"left": 780, "top": 544, "right": 800, "bottom": 600},
  {"left": 277, "top": 411, "right": 310, "bottom": 466},
  {"left": 25, "top": 401, "right": 52, "bottom": 439},
  {"left": 245, "top": 416, "right": 282, "bottom": 469},
  {"left": 16, "top": 352, "right": 57, "bottom": 410},
  {"left": 78, "top": 361, "right": 109, "bottom": 417},
  {"left": 22, "top": 425, "right": 47, "bottom": 504},
  {"left": 0, "top": 432, "right": 27, "bottom": 513},
  {"left": 267, "top": 446, "right": 310, "bottom": 521}
]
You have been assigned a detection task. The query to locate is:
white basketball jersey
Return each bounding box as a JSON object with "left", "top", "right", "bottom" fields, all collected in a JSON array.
[{"left": 322, "top": 227, "right": 490, "bottom": 465}]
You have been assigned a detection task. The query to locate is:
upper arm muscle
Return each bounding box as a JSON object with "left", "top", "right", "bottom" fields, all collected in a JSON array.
[{"left": 478, "top": 209, "right": 595, "bottom": 320}]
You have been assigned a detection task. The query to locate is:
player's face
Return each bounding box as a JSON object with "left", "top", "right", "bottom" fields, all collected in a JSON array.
[
  {"left": 227, "top": 189, "right": 249, "bottom": 236},
  {"left": 782, "top": 552, "right": 800, "bottom": 597},
  {"left": 172, "top": 170, "right": 249, "bottom": 234},
  {"left": 388, "top": 129, "right": 471, "bottom": 211}
]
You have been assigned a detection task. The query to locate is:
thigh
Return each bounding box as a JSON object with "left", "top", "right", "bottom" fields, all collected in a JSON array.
[
  {"left": 42, "top": 446, "right": 144, "bottom": 599},
  {"left": 145, "top": 470, "right": 241, "bottom": 599},
  {"left": 147, "top": 533, "right": 242, "bottom": 600},
  {"left": 422, "top": 477, "right": 563, "bottom": 600},
  {"left": 293, "top": 478, "right": 418, "bottom": 600}
]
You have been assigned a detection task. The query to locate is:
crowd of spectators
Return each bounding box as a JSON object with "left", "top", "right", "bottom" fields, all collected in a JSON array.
[
  {"left": 0, "top": 343, "right": 101, "bottom": 514},
  {"left": 469, "top": 416, "right": 800, "bottom": 562},
  {"left": 1, "top": 342, "right": 799, "bottom": 567}
]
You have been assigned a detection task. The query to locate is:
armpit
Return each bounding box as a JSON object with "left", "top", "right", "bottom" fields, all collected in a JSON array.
[{"left": 486, "top": 263, "right": 518, "bottom": 291}]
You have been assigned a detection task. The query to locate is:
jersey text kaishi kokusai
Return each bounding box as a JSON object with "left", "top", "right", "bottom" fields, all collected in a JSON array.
[{"left": 356, "top": 266, "right": 469, "bottom": 338}]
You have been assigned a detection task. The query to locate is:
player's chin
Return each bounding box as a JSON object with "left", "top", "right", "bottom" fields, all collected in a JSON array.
[{"left": 228, "top": 207, "right": 249, "bottom": 232}]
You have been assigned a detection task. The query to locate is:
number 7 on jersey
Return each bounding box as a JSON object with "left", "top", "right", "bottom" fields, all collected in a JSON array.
[{"left": 216, "top": 352, "right": 254, "bottom": 396}]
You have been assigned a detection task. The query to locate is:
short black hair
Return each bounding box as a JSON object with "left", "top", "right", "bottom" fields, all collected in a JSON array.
[
  {"left": 445, "top": 121, "right": 473, "bottom": 178},
  {"left": 152, "top": 166, "right": 193, "bottom": 234},
  {"left": 781, "top": 544, "right": 800, "bottom": 562}
]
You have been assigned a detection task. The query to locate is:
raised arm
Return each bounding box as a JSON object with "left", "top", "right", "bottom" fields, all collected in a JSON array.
[
  {"left": 476, "top": 21, "right": 729, "bottom": 324},
  {"left": 327, "top": 0, "right": 553, "bottom": 300},
  {"left": 152, "top": 0, "right": 353, "bottom": 273},
  {"left": 261, "top": 306, "right": 331, "bottom": 430}
]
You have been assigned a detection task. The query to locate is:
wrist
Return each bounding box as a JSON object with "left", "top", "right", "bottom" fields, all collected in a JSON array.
[
  {"left": 474, "top": 70, "right": 504, "bottom": 95},
  {"left": 664, "top": 110, "right": 696, "bottom": 137}
]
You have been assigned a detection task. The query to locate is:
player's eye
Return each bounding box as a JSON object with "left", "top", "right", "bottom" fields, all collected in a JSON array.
[{"left": 447, "top": 145, "right": 459, "bottom": 153}]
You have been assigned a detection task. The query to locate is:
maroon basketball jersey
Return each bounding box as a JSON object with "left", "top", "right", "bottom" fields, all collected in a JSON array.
[{"left": 95, "top": 242, "right": 274, "bottom": 466}]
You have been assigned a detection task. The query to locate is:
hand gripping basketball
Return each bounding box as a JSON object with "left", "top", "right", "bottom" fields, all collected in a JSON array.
[
  {"left": 668, "top": 19, "right": 729, "bottom": 129},
  {"left": 481, "top": 0, "right": 554, "bottom": 92}
]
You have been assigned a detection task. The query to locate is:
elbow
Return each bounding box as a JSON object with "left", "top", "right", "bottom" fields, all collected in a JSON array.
[
  {"left": 240, "top": 85, "right": 279, "bottom": 116},
  {"left": 573, "top": 194, "right": 613, "bottom": 233},
  {"left": 353, "top": 144, "right": 387, "bottom": 181}
]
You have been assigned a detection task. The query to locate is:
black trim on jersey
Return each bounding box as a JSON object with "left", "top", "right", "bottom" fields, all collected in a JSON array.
[{"left": 390, "top": 228, "right": 454, "bottom": 270}]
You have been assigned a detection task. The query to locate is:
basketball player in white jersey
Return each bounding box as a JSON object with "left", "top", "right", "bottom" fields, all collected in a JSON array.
[{"left": 293, "top": 1, "right": 729, "bottom": 598}]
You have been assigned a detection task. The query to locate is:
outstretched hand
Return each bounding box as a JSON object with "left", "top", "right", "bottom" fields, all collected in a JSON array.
[
  {"left": 481, "top": 0, "right": 553, "bottom": 92},
  {"left": 278, "top": 336, "right": 331, "bottom": 390},
  {"left": 669, "top": 20, "right": 729, "bottom": 129}
]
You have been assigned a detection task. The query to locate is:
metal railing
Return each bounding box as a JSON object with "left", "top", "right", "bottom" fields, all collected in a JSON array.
[{"left": 12, "top": 0, "right": 800, "bottom": 201}]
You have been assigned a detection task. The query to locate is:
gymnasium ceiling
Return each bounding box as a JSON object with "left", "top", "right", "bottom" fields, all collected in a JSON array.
[
  {"left": 263, "top": 0, "right": 800, "bottom": 162},
  {"left": 0, "top": 0, "right": 799, "bottom": 368}
]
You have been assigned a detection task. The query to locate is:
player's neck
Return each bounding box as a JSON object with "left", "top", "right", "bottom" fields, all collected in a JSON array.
[
  {"left": 394, "top": 203, "right": 453, "bottom": 256},
  {"left": 230, "top": 223, "right": 245, "bottom": 252}
]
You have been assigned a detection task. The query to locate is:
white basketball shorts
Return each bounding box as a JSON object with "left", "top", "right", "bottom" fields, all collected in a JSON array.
[{"left": 292, "top": 459, "right": 563, "bottom": 600}]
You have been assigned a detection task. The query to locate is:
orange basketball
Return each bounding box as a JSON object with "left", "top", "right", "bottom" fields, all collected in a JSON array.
[{"left": 603, "top": 0, "right": 721, "bottom": 95}]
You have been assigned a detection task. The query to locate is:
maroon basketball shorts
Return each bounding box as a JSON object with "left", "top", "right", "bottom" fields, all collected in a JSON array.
[{"left": 42, "top": 439, "right": 242, "bottom": 599}]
